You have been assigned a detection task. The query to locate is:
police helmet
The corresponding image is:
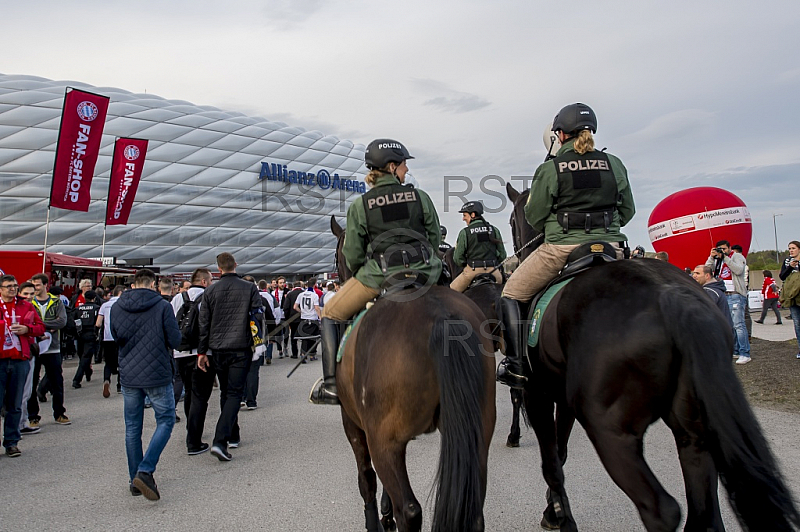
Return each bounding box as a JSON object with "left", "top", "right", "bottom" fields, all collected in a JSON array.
[
  {"left": 440, "top": 225, "right": 447, "bottom": 237},
  {"left": 458, "top": 201, "right": 484, "bottom": 216},
  {"left": 552, "top": 103, "right": 597, "bottom": 135},
  {"left": 543, "top": 121, "right": 561, "bottom": 160},
  {"left": 365, "top": 139, "right": 414, "bottom": 170}
]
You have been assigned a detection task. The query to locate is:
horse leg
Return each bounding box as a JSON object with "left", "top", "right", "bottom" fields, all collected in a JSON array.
[
  {"left": 582, "top": 418, "right": 681, "bottom": 532},
  {"left": 370, "top": 440, "right": 422, "bottom": 532},
  {"left": 540, "top": 403, "right": 577, "bottom": 527},
  {"left": 507, "top": 387, "right": 522, "bottom": 448},
  {"left": 381, "top": 488, "right": 396, "bottom": 531},
  {"left": 663, "top": 379, "right": 725, "bottom": 531},
  {"left": 341, "top": 410, "right": 384, "bottom": 532},
  {"left": 525, "top": 391, "right": 578, "bottom": 532}
]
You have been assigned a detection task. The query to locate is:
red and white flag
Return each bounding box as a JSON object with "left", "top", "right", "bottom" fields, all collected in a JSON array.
[
  {"left": 49, "top": 88, "right": 110, "bottom": 211},
  {"left": 106, "top": 138, "right": 148, "bottom": 226}
]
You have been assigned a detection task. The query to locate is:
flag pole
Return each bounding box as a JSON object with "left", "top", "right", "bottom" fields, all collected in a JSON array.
[
  {"left": 42, "top": 206, "right": 52, "bottom": 271},
  {"left": 101, "top": 224, "right": 108, "bottom": 263}
]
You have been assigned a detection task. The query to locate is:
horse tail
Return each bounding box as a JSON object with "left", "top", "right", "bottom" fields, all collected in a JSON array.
[
  {"left": 429, "top": 316, "right": 487, "bottom": 532},
  {"left": 661, "top": 289, "right": 800, "bottom": 531}
]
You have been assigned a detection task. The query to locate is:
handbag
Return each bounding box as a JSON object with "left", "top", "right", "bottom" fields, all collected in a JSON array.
[{"left": 779, "top": 271, "right": 800, "bottom": 307}]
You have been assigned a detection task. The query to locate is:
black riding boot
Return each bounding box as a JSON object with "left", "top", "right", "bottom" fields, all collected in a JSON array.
[
  {"left": 496, "top": 297, "right": 528, "bottom": 389},
  {"left": 309, "top": 318, "right": 341, "bottom": 405}
]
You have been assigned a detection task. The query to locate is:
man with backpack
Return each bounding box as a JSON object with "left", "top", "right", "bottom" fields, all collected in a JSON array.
[
  {"left": 170, "top": 268, "right": 214, "bottom": 456},
  {"left": 72, "top": 291, "right": 101, "bottom": 388}
]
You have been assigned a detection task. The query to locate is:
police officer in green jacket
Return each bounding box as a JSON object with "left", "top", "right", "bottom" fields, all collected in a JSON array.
[
  {"left": 310, "top": 139, "right": 443, "bottom": 405},
  {"left": 497, "top": 103, "right": 635, "bottom": 389},
  {"left": 449, "top": 200, "right": 506, "bottom": 292}
]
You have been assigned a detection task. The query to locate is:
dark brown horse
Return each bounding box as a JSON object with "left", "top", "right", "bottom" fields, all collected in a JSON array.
[
  {"left": 442, "top": 246, "right": 524, "bottom": 448},
  {"left": 330, "top": 216, "right": 496, "bottom": 532},
  {"left": 506, "top": 183, "right": 800, "bottom": 531}
]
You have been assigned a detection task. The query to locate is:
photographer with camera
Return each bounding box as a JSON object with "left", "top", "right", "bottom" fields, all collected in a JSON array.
[{"left": 706, "top": 240, "right": 751, "bottom": 364}]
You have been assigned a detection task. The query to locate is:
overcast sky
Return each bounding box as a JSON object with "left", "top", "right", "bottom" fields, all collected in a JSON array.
[{"left": 3, "top": 1, "right": 799, "bottom": 254}]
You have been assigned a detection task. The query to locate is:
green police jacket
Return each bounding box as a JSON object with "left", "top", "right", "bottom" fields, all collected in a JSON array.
[
  {"left": 525, "top": 138, "right": 635, "bottom": 244},
  {"left": 342, "top": 173, "right": 443, "bottom": 290},
  {"left": 453, "top": 219, "right": 507, "bottom": 267}
]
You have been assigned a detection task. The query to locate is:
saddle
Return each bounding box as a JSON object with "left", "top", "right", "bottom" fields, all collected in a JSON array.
[
  {"left": 379, "top": 270, "right": 437, "bottom": 297},
  {"left": 468, "top": 272, "right": 501, "bottom": 290},
  {"left": 526, "top": 241, "right": 617, "bottom": 347}
]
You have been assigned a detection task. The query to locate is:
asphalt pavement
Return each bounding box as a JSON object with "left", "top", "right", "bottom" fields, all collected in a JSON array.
[{"left": 1, "top": 349, "right": 797, "bottom": 531}]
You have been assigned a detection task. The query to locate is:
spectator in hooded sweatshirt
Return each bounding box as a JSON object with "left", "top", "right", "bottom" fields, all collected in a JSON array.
[
  {"left": 111, "top": 269, "right": 181, "bottom": 501},
  {"left": 692, "top": 264, "right": 735, "bottom": 330}
]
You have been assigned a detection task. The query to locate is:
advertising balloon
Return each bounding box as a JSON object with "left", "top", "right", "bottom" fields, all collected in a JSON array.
[{"left": 648, "top": 187, "right": 751, "bottom": 270}]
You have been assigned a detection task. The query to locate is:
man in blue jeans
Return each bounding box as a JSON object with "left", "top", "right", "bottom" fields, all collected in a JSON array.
[
  {"left": 707, "top": 240, "right": 751, "bottom": 364},
  {"left": 111, "top": 269, "right": 182, "bottom": 500}
]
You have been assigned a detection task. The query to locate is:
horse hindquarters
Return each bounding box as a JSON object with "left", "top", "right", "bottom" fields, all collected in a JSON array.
[
  {"left": 429, "top": 317, "right": 491, "bottom": 532},
  {"left": 660, "top": 289, "right": 800, "bottom": 531}
]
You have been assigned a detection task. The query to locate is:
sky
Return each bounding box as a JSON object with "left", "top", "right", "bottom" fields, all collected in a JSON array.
[{"left": 3, "top": 1, "right": 800, "bottom": 254}]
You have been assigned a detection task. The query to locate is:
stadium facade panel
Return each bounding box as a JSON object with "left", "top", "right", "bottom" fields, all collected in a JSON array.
[{"left": 0, "top": 73, "right": 366, "bottom": 274}]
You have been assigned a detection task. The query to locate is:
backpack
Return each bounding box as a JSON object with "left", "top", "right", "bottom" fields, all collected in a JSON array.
[{"left": 176, "top": 291, "right": 201, "bottom": 351}]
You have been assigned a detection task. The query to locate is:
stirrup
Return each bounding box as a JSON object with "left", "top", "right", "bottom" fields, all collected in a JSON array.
[
  {"left": 309, "top": 377, "right": 340, "bottom": 405},
  {"left": 496, "top": 359, "right": 527, "bottom": 389}
]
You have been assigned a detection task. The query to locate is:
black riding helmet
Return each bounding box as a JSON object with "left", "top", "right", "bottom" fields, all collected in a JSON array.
[
  {"left": 458, "top": 201, "right": 484, "bottom": 216},
  {"left": 552, "top": 103, "right": 597, "bottom": 135},
  {"left": 365, "top": 139, "right": 414, "bottom": 170},
  {"left": 440, "top": 225, "right": 448, "bottom": 237}
]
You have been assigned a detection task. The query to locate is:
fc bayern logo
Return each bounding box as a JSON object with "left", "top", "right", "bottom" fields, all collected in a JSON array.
[
  {"left": 123, "top": 145, "right": 140, "bottom": 161},
  {"left": 77, "top": 101, "right": 99, "bottom": 122}
]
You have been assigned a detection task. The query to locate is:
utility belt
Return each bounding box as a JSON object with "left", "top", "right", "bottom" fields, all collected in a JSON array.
[
  {"left": 556, "top": 209, "right": 614, "bottom": 234},
  {"left": 370, "top": 243, "right": 431, "bottom": 274},
  {"left": 467, "top": 259, "right": 498, "bottom": 269}
]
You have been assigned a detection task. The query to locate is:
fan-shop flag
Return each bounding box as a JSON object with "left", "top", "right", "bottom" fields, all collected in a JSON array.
[
  {"left": 106, "top": 138, "right": 148, "bottom": 226},
  {"left": 49, "top": 87, "right": 110, "bottom": 211}
]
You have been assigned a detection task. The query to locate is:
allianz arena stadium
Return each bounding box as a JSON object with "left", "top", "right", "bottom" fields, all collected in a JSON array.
[{"left": 0, "top": 73, "right": 368, "bottom": 274}]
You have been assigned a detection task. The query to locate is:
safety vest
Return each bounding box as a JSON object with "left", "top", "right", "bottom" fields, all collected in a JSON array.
[
  {"left": 551, "top": 150, "right": 619, "bottom": 233},
  {"left": 362, "top": 182, "right": 429, "bottom": 256},
  {"left": 462, "top": 220, "right": 499, "bottom": 263}
]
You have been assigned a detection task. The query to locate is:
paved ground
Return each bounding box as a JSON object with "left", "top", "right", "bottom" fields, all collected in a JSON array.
[
  {"left": 750, "top": 312, "right": 797, "bottom": 342},
  {"left": 1, "top": 350, "right": 798, "bottom": 531}
]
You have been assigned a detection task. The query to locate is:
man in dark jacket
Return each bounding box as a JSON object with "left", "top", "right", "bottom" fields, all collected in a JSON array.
[
  {"left": 72, "top": 291, "right": 101, "bottom": 388},
  {"left": 197, "top": 253, "right": 262, "bottom": 461},
  {"left": 692, "top": 265, "right": 734, "bottom": 329},
  {"left": 111, "top": 269, "right": 182, "bottom": 501}
]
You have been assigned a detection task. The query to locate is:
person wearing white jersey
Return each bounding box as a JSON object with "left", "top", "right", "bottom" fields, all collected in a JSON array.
[
  {"left": 294, "top": 288, "right": 320, "bottom": 361},
  {"left": 97, "top": 285, "right": 125, "bottom": 397}
]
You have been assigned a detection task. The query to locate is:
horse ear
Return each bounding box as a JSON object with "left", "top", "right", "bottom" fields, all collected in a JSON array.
[
  {"left": 331, "top": 216, "right": 344, "bottom": 238},
  {"left": 506, "top": 182, "right": 520, "bottom": 203}
]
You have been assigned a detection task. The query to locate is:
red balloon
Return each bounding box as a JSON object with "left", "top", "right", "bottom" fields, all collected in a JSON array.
[{"left": 648, "top": 187, "right": 751, "bottom": 270}]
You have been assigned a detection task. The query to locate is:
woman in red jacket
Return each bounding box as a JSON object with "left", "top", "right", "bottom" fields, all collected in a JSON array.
[{"left": 755, "top": 270, "right": 782, "bottom": 325}]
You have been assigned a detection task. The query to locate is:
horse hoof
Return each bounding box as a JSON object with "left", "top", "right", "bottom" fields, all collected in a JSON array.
[
  {"left": 506, "top": 438, "right": 520, "bottom": 448},
  {"left": 540, "top": 516, "right": 560, "bottom": 530},
  {"left": 380, "top": 517, "right": 396, "bottom": 531}
]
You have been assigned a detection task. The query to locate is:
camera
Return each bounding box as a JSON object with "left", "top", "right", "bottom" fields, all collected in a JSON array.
[
  {"left": 714, "top": 247, "right": 726, "bottom": 255},
  {"left": 631, "top": 246, "right": 645, "bottom": 259}
]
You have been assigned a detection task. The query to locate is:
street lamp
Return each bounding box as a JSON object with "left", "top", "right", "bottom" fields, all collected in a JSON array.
[{"left": 773, "top": 213, "right": 783, "bottom": 265}]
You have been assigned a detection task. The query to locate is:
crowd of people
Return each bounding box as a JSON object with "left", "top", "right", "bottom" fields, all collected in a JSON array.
[{"left": 0, "top": 256, "right": 339, "bottom": 499}]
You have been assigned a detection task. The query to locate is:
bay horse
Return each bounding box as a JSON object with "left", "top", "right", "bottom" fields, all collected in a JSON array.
[
  {"left": 330, "top": 216, "right": 496, "bottom": 532},
  {"left": 443, "top": 246, "right": 524, "bottom": 448},
  {"left": 506, "top": 183, "right": 800, "bottom": 531}
]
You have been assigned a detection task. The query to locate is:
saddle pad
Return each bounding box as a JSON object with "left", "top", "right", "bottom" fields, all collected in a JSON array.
[
  {"left": 337, "top": 308, "right": 368, "bottom": 363},
  {"left": 527, "top": 278, "right": 573, "bottom": 348}
]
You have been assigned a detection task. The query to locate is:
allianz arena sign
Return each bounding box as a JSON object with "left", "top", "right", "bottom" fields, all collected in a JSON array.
[{"left": 258, "top": 161, "right": 366, "bottom": 194}]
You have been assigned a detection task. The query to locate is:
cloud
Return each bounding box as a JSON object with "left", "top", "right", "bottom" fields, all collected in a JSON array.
[{"left": 412, "top": 78, "right": 491, "bottom": 114}]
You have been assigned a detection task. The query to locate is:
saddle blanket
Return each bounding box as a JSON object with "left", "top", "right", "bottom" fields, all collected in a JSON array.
[
  {"left": 527, "top": 278, "right": 573, "bottom": 348},
  {"left": 337, "top": 308, "right": 368, "bottom": 363}
]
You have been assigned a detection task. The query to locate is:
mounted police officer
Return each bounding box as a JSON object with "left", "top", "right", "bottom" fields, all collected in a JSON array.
[
  {"left": 497, "top": 103, "right": 635, "bottom": 389},
  {"left": 438, "top": 225, "right": 452, "bottom": 255},
  {"left": 310, "top": 139, "right": 443, "bottom": 405},
  {"left": 449, "top": 201, "right": 506, "bottom": 292}
]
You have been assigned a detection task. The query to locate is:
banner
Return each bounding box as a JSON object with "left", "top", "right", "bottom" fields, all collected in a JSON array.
[
  {"left": 49, "top": 88, "right": 110, "bottom": 211},
  {"left": 106, "top": 138, "right": 148, "bottom": 226}
]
